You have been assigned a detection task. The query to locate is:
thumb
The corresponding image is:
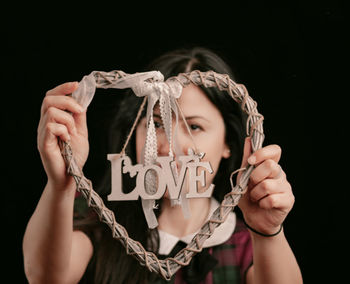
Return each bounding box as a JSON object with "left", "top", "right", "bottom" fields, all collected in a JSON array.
[
  {"left": 68, "top": 82, "right": 87, "bottom": 136},
  {"left": 237, "top": 137, "right": 252, "bottom": 184},
  {"left": 241, "top": 137, "right": 253, "bottom": 168}
]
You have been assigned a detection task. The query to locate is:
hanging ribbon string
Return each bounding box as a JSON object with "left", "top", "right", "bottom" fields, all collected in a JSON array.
[
  {"left": 128, "top": 74, "right": 184, "bottom": 228},
  {"left": 72, "top": 70, "right": 186, "bottom": 228}
]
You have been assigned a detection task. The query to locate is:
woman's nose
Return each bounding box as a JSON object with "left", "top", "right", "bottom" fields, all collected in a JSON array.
[
  {"left": 157, "top": 130, "right": 170, "bottom": 156},
  {"left": 157, "top": 125, "right": 194, "bottom": 157}
]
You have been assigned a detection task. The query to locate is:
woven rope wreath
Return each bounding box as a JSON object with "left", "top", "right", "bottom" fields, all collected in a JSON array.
[{"left": 58, "top": 70, "right": 264, "bottom": 280}]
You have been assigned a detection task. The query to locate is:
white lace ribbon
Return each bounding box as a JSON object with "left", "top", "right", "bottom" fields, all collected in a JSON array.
[{"left": 72, "top": 71, "right": 185, "bottom": 228}]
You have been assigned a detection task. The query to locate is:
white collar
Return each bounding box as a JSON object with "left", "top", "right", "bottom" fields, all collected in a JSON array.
[{"left": 158, "top": 198, "right": 236, "bottom": 255}]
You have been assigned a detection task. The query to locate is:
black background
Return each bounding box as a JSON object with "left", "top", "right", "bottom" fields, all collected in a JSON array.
[{"left": 2, "top": 1, "right": 347, "bottom": 283}]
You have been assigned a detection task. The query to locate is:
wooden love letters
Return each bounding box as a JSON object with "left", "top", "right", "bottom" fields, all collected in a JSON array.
[{"left": 107, "top": 149, "right": 215, "bottom": 201}]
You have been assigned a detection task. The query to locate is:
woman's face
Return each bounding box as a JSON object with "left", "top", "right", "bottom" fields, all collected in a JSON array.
[{"left": 135, "top": 84, "right": 230, "bottom": 195}]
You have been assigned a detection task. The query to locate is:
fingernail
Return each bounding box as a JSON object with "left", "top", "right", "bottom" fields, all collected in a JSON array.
[{"left": 247, "top": 155, "right": 256, "bottom": 165}]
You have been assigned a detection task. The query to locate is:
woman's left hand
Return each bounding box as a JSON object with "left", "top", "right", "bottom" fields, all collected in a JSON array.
[{"left": 238, "top": 138, "right": 295, "bottom": 235}]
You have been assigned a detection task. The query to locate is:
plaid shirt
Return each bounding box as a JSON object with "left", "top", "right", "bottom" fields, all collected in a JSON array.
[
  {"left": 74, "top": 194, "right": 253, "bottom": 284},
  {"left": 152, "top": 219, "right": 253, "bottom": 284}
]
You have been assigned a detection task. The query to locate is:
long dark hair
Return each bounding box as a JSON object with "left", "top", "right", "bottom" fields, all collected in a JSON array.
[{"left": 75, "top": 47, "right": 246, "bottom": 283}]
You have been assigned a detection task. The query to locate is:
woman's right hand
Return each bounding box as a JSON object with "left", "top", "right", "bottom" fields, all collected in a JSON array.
[{"left": 37, "top": 82, "right": 89, "bottom": 191}]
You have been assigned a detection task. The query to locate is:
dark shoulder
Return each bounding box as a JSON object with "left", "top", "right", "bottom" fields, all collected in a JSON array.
[
  {"left": 234, "top": 217, "right": 249, "bottom": 233},
  {"left": 211, "top": 218, "right": 253, "bottom": 278},
  {"left": 224, "top": 218, "right": 251, "bottom": 246}
]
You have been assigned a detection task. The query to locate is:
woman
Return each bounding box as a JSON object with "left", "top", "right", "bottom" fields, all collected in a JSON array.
[{"left": 23, "top": 47, "right": 302, "bottom": 283}]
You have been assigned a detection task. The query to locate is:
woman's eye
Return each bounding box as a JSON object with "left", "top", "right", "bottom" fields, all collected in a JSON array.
[
  {"left": 190, "top": 124, "right": 202, "bottom": 131},
  {"left": 154, "top": 121, "right": 163, "bottom": 129}
]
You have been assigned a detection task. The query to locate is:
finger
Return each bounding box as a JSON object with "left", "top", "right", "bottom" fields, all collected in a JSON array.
[
  {"left": 258, "top": 192, "right": 295, "bottom": 211},
  {"left": 247, "top": 144, "right": 282, "bottom": 166},
  {"left": 46, "top": 82, "right": 78, "bottom": 97},
  {"left": 41, "top": 95, "right": 84, "bottom": 117},
  {"left": 44, "top": 122, "right": 71, "bottom": 143},
  {"left": 44, "top": 107, "right": 77, "bottom": 136},
  {"left": 237, "top": 137, "right": 252, "bottom": 183},
  {"left": 250, "top": 178, "right": 289, "bottom": 202},
  {"left": 241, "top": 137, "right": 252, "bottom": 168},
  {"left": 249, "top": 159, "right": 282, "bottom": 187}
]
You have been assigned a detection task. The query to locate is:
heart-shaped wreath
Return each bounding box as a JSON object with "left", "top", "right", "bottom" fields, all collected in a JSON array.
[{"left": 59, "top": 70, "right": 264, "bottom": 280}]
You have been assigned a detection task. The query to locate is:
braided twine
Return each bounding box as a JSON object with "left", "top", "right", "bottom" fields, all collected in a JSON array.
[{"left": 58, "top": 70, "right": 264, "bottom": 280}]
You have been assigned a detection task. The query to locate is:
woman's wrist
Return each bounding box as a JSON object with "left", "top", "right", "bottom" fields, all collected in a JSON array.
[
  {"left": 243, "top": 218, "right": 283, "bottom": 238},
  {"left": 46, "top": 176, "right": 77, "bottom": 195}
]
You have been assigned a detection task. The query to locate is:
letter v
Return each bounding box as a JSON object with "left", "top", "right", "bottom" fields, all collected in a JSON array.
[{"left": 157, "top": 155, "right": 193, "bottom": 200}]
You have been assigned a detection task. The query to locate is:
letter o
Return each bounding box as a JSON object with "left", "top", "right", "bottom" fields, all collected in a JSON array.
[{"left": 136, "top": 164, "right": 166, "bottom": 200}]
